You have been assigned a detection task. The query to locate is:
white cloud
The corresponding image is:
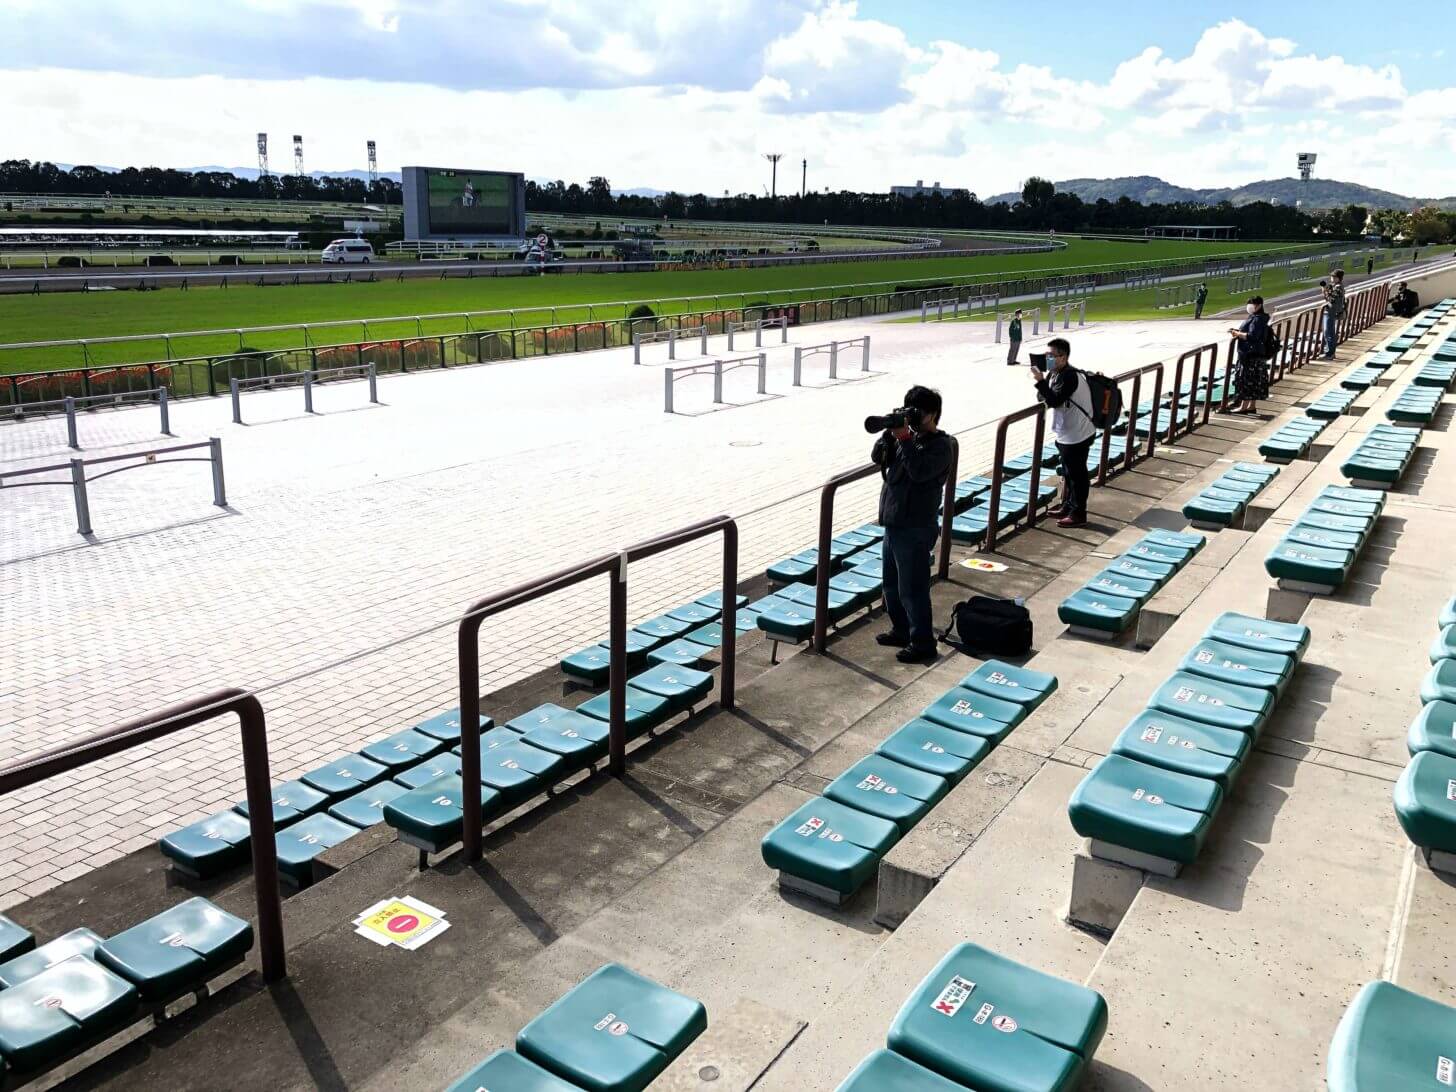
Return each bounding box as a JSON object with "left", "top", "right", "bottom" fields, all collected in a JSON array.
[{"left": 758, "top": 1, "right": 917, "bottom": 114}]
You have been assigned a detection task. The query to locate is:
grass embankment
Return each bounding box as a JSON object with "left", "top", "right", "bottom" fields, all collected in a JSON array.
[{"left": 0, "top": 237, "right": 1310, "bottom": 372}]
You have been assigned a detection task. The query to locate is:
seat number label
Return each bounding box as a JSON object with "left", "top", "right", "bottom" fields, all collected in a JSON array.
[
  {"left": 986, "top": 671, "right": 1018, "bottom": 688},
  {"left": 950, "top": 700, "right": 983, "bottom": 719},
  {"left": 1447, "top": 780, "right": 1456, "bottom": 802},
  {"left": 1132, "top": 789, "right": 1163, "bottom": 805},
  {"left": 921, "top": 741, "right": 946, "bottom": 754},
  {"left": 794, "top": 817, "right": 843, "bottom": 841},
  {"left": 594, "top": 1012, "right": 630, "bottom": 1036},
  {"left": 973, "top": 1002, "right": 994, "bottom": 1024},
  {"left": 1140, "top": 726, "right": 1164, "bottom": 744},
  {"left": 857, "top": 774, "right": 898, "bottom": 795},
  {"left": 1437, "top": 1056, "right": 1454, "bottom": 1084},
  {"left": 1195, "top": 650, "right": 1214, "bottom": 664},
  {"left": 930, "top": 975, "right": 975, "bottom": 1016}
]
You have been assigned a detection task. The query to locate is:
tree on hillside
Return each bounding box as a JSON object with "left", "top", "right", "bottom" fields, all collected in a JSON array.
[
  {"left": 586, "top": 176, "right": 613, "bottom": 212},
  {"left": 1371, "top": 208, "right": 1409, "bottom": 242},
  {"left": 1021, "top": 176, "right": 1055, "bottom": 208},
  {"left": 1340, "top": 204, "right": 1370, "bottom": 236},
  {"left": 1408, "top": 206, "right": 1452, "bottom": 245}
]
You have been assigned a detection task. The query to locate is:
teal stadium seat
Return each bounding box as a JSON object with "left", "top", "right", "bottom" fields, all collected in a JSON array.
[
  {"left": 0, "top": 929, "right": 103, "bottom": 989},
  {"left": 875, "top": 718, "right": 990, "bottom": 783},
  {"left": 383, "top": 777, "right": 504, "bottom": 856},
  {"left": 824, "top": 755, "right": 949, "bottom": 834},
  {"left": 1333, "top": 984, "right": 1456, "bottom": 1092},
  {"left": 1421, "top": 660, "right": 1456, "bottom": 705},
  {"left": 512, "top": 706, "right": 611, "bottom": 768},
  {"left": 0, "top": 916, "right": 34, "bottom": 964},
  {"left": 360, "top": 728, "right": 447, "bottom": 770},
  {"left": 1394, "top": 750, "right": 1456, "bottom": 857},
  {"left": 922, "top": 686, "right": 1026, "bottom": 743},
  {"left": 95, "top": 898, "right": 252, "bottom": 1002},
  {"left": 887, "top": 943, "right": 1107, "bottom": 1092},
  {"left": 159, "top": 809, "right": 255, "bottom": 878},
  {"left": 413, "top": 708, "right": 493, "bottom": 743},
  {"left": 1406, "top": 701, "right": 1456, "bottom": 760},
  {"left": 1110, "top": 708, "right": 1249, "bottom": 789},
  {"left": 1429, "top": 625, "right": 1455, "bottom": 664},
  {"left": 394, "top": 752, "right": 463, "bottom": 789},
  {"left": 1149, "top": 671, "right": 1270, "bottom": 734},
  {"left": 1178, "top": 637, "right": 1291, "bottom": 694},
  {"left": 445, "top": 1050, "right": 583, "bottom": 1092},
  {"left": 300, "top": 753, "right": 389, "bottom": 797},
  {"left": 1069, "top": 754, "right": 1223, "bottom": 866},
  {"left": 328, "top": 780, "right": 409, "bottom": 828},
  {"left": 515, "top": 963, "right": 706, "bottom": 1092},
  {"left": 273, "top": 813, "right": 360, "bottom": 887},
  {"left": 959, "top": 661, "right": 1058, "bottom": 710},
  {"left": 0, "top": 957, "right": 137, "bottom": 1072},
  {"left": 232, "top": 779, "right": 328, "bottom": 828},
  {"left": 836, "top": 1049, "right": 968, "bottom": 1092},
  {"left": 1205, "top": 611, "right": 1310, "bottom": 661},
  {"left": 761, "top": 796, "right": 900, "bottom": 898}
]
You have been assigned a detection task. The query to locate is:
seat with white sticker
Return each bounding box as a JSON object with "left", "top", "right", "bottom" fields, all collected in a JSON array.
[
  {"left": 273, "top": 813, "right": 361, "bottom": 888},
  {"left": 95, "top": 898, "right": 252, "bottom": 1002},
  {"left": 514, "top": 963, "right": 707, "bottom": 1092},
  {"left": 823, "top": 755, "right": 949, "bottom": 834},
  {"left": 1393, "top": 750, "right": 1456, "bottom": 865},
  {"left": 1327, "top": 980, "right": 1456, "bottom": 1092},
  {"left": 836, "top": 1049, "right": 968, "bottom": 1091},
  {"left": 1265, "top": 485, "right": 1383, "bottom": 594},
  {"left": 1068, "top": 753, "right": 1224, "bottom": 868},
  {"left": 760, "top": 796, "right": 901, "bottom": 901},
  {"left": 887, "top": 942, "right": 1107, "bottom": 1092},
  {"left": 159, "top": 809, "right": 256, "bottom": 879},
  {"left": 444, "top": 1050, "right": 583, "bottom": 1092},
  {"left": 1058, "top": 530, "right": 1205, "bottom": 637},
  {"left": 0, "top": 956, "right": 138, "bottom": 1073}
]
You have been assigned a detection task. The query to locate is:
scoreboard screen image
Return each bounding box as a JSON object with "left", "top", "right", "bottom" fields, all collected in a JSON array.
[{"left": 403, "top": 166, "right": 526, "bottom": 239}]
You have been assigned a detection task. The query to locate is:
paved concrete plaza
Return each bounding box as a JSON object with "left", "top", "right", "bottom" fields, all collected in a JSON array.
[{"left": 0, "top": 311, "right": 1219, "bottom": 905}]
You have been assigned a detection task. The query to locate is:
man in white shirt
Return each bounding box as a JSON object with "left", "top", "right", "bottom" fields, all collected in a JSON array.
[{"left": 1030, "top": 337, "right": 1096, "bottom": 528}]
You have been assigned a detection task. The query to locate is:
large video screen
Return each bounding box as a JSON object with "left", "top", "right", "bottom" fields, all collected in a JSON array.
[{"left": 425, "top": 169, "right": 514, "bottom": 235}]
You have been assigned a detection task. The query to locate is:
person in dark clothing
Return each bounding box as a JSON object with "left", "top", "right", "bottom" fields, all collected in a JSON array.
[
  {"left": 1006, "top": 308, "right": 1023, "bottom": 365},
  {"left": 1226, "top": 295, "right": 1271, "bottom": 415},
  {"left": 1366, "top": 256, "right": 1374, "bottom": 276},
  {"left": 871, "top": 385, "right": 953, "bottom": 663},
  {"left": 1031, "top": 337, "right": 1096, "bottom": 528},
  {"left": 1390, "top": 281, "right": 1422, "bottom": 318},
  {"left": 1193, "top": 282, "right": 1208, "bottom": 319}
]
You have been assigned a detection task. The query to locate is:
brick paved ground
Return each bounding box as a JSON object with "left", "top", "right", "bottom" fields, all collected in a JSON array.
[{"left": 0, "top": 311, "right": 1217, "bottom": 904}]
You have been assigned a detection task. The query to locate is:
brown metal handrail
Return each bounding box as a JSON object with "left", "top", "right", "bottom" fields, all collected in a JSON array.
[
  {"left": 982, "top": 404, "right": 1047, "bottom": 552},
  {"left": 0, "top": 688, "right": 286, "bottom": 981},
  {"left": 456, "top": 515, "right": 738, "bottom": 861},
  {"left": 811, "top": 439, "right": 957, "bottom": 653},
  {"left": 1093, "top": 360, "right": 1165, "bottom": 488},
  {"left": 1167, "top": 343, "right": 1219, "bottom": 439}
]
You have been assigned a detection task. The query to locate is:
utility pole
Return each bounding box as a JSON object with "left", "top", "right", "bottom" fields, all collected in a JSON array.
[
  {"left": 764, "top": 153, "right": 783, "bottom": 199},
  {"left": 801, "top": 159, "right": 806, "bottom": 198}
]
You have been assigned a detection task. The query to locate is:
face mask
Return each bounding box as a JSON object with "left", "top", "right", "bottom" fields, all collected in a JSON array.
[{"left": 1246, "top": 304, "right": 1257, "bottom": 315}]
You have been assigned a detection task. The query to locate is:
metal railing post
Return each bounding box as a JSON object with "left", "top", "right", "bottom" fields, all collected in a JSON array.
[
  {"left": 938, "top": 436, "right": 959, "bottom": 579},
  {"left": 158, "top": 385, "right": 171, "bottom": 435},
  {"left": 755, "top": 319, "right": 764, "bottom": 348},
  {"left": 793, "top": 347, "right": 803, "bottom": 386},
  {"left": 210, "top": 437, "right": 227, "bottom": 506},
  {"left": 368, "top": 362, "right": 378, "bottom": 403},
  {"left": 1079, "top": 299, "right": 1086, "bottom": 326},
  {"left": 303, "top": 370, "right": 315, "bottom": 414},
  {"left": 713, "top": 360, "right": 724, "bottom": 404},
  {"left": 780, "top": 319, "right": 788, "bottom": 344},
  {"left": 65, "top": 396, "right": 79, "bottom": 450},
  {"left": 727, "top": 325, "right": 736, "bottom": 352},
  {"left": 70, "top": 458, "right": 91, "bottom": 535},
  {"left": 829, "top": 342, "right": 839, "bottom": 380},
  {"left": 995, "top": 312, "right": 1003, "bottom": 343},
  {"left": 632, "top": 332, "right": 642, "bottom": 366},
  {"left": 700, "top": 327, "right": 708, "bottom": 356},
  {"left": 668, "top": 329, "right": 677, "bottom": 361},
  {"left": 757, "top": 352, "right": 767, "bottom": 394},
  {"left": 664, "top": 368, "right": 674, "bottom": 414},
  {"left": 230, "top": 377, "right": 242, "bottom": 424},
  {"left": 862, "top": 336, "right": 871, "bottom": 372},
  {"left": 1033, "top": 307, "right": 1041, "bottom": 336},
  {"left": 608, "top": 555, "right": 628, "bottom": 776}
]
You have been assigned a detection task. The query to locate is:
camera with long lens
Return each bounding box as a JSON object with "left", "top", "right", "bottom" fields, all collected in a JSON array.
[{"left": 863, "top": 406, "right": 925, "bottom": 434}]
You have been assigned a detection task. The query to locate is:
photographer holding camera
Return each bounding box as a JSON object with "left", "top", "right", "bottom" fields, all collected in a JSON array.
[
  {"left": 867, "top": 386, "right": 953, "bottom": 664},
  {"left": 1030, "top": 337, "right": 1095, "bottom": 528}
]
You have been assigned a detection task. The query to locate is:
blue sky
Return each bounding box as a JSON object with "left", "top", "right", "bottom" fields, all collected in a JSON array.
[{"left": 1, "top": 0, "right": 1452, "bottom": 199}]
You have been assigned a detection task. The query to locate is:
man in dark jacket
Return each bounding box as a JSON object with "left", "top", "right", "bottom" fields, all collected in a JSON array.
[
  {"left": 1390, "top": 281, "right": 1422, "bottom": 318},
  {"left": 871, "top": 385, "right": 953, "bottom": 663}
]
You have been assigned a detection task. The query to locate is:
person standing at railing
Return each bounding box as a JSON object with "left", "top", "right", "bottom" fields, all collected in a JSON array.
[
  {"left": 1005, "top": 309, "right": 1023, "bottom": 365},
  {"left": 871, "top": 386, "right": 953, "bottom": 664},
  {"left": 1321, "top": 269, "right": 1345, "bottom": 359},
  {"left": 1225, "top": 296, "right": 1271, "bottom": 415},
  {"left": 1030, "top": 337, "right": 1095, "bottom": 529},
  {"left": 1193, "top": 282, "right": 1208, "bottom": 319}
]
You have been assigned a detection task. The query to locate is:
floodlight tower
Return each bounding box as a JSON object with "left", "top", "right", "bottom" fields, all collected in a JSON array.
[
  {"left": 801, "top": 158, "right": 807, "bottom": 198},
  {"left": 366, "top": 140, "right": 377, "bottom": 184},
  {"left": 1297, "top": 152, "right": 1317, "bottom": 182},
  {"left": 293, "top": 134, "right": 304, "bottom": 175},
  {"left": 764, "top": 153, "right": 783, "bottom": 199},
  {"left": 256, "top": 133, "right": 269, "bottom": 177}
]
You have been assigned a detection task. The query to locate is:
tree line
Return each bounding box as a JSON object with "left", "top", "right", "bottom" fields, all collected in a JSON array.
[{"left": 0, "top": 160, "right": 401, "bottom": 205}]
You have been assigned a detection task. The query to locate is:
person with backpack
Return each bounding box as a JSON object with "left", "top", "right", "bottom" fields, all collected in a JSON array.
[
  {"left": 1030, "top": 337, "right": 1095, "bottom": 528},
  {"left": 1321, "top": 270, "right": 1346, "bottom": 359},
  {"left": 1225, "top": 295, "right": 1271, "bottom": 415},
  {"left": 1006, "top": 308, "right": 1023, "bottom": 365}
]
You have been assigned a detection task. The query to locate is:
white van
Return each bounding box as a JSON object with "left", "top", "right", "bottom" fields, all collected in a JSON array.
[{"left": 321, "top": 239, "right": 374, "bottom": 264}]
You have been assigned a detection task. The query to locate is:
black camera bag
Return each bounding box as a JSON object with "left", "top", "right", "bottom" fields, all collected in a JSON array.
[{"left": 938, "top": 596, "right": 1033, "bottom": 657}]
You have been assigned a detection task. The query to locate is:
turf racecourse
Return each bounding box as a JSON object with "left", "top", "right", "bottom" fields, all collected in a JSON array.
[{"left": 0, "top": 236, "right": 1310, "bottom": 372}]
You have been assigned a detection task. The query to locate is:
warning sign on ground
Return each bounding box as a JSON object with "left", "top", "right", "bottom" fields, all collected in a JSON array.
[
  {"left": 959, "top": 558, "right": 1008, "bottom": 573},
  {"left": 353, "top": 896, "right": 450, "bottom": 950}
]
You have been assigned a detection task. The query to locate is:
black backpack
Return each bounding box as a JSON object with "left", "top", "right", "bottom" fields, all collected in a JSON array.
[
  {"left": 939, "top": 596, "right": 1033, "bottom": 657},
  {"left": 1068, "top": 369, "right": 1124, "bottom": 431},
  {"left": 1265, "top": 325, "right": 1283, "bottom": 359}
]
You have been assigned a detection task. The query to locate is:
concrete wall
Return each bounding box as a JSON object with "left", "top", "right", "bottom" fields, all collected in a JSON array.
[{"left": 1402, "top": 263, "right": 1456, "bottom": 304}]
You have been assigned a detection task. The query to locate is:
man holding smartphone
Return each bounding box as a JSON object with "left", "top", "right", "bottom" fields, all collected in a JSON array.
[{"left": 1030, "top": 338, "right": 1095, "bottom": 528}]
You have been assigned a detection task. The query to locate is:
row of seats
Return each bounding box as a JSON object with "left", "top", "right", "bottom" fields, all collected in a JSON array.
[
  {"left": 1258, "top": 414, "right": 1329, "bottom": 463},
  {"left": 1328, "top": 979, "right": 1456, "bottom": 1091},
  {"left": 1057, "top": 529, "right": 1205, "bottom": 638},
  {"left": 951, "top": 474, "right": 1059, "bottom": 544},
  {"left": 1068, "top": 612, "right": 1309, "bottom": 867},
  {"left": 445, "top": 962, "right": 706, "bottom": 1092},
  {"left": 1181, "top": 462, "right": 1280, "bottom": 529},
  {"left": 761, "top": 661, "right": 1058, "bottom": 900},
  {"left": 766, "top": 523, "right": 885, "bottom": 587},
  {"left": 1263, "top": 485, "right": 1385, "bottom": 595},
  {"left": 1341, "top": 423, "right": 1421, "bottom": 488},
  {"left": 560, "top": 590, "right": 746, "bottom": 684},
  {"left": 1393, "top": 590, "right": 1456, "bottom": 866},
  {"left": 0, "top": 898, "right": 251, "bottom": 1076},
  {"left": 1386, "top": 382, "right": 1444, "bottom": 425},
  {"left": 835, "top": 943, "right": 1108, "bottom": 1092},
  {"left": 1340, "top": 366, "right": 1382, "bottom": 392},
  {"left": 1306, "top": 388, "right": 1358, "bottom": 419}
]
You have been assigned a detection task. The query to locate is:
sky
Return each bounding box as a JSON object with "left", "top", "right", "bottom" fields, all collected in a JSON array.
[{"left": 2, "top": 0, "right": 1454, "bottom": 198}]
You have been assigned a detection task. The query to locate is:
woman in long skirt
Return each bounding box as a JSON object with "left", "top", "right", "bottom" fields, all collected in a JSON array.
[{"left": 1226, "top": 295, "right": 1271, "bottom": 415}]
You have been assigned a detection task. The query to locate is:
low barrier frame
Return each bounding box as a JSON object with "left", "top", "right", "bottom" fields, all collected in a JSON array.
[
  {"left": 793, "top": 336, "right": 872, "bottom": 385},
  {"left": 230, "top": 363, "right": 378, "bottom": 424},
  {"left": 632, "top": 325, "right": 708, "bottom": 365},
  {"left": 725, "top": 316, "right": 788, "bottom": 351},
  {"left": 663, "top": 353, "right": 767, "bottom": 414}
]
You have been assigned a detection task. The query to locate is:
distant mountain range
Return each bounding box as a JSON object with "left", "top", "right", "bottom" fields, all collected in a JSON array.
[{"left": 983, "top": 175, "right": 1456, "bottom": 211}]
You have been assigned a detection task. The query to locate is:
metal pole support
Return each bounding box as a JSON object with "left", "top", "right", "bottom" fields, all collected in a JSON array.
[
  {"left": 158, "top": 386, "right": 171, "bottom": 435},
  {"left": 1078, "top": 299, "right": 1086, "bottom": 327},
  {"left": 829, "top": 342, "right": 839, "bottom": 380},
  {"left": 210, "top": 437, "right": 227, "bottom": 506},
  {"left": 920, "top": 299, "right": 928, "bottom": 322},
  {"left": 793, "top": 347, "right": 803, "bottom": 386},
  {"left": 304, "top": 370, "right": 315, "bottom": 414},
  {"left": 230, "top": 378, "right": 243, "bottom": 424},
  {"left": 70, "top": 458, "right": 91, "bottom": 535},
  {"left": 757, "top": 352, "right": 767, "bottom": 394},
  {"left": 668, "top": 329, "right": 677, "bottom": 361},
  {"left": 368, "top": 363, "right": 379, "bottom": 404},
  {"left": 65, "top": 396, "right": 79, "bottom": 450},
  {"left": 995, "top": 313, "right": 1003, "bottom": 344},
  {"left": 713, "top": 360, "right": 724, "bottom": 404},
  {"left": 780, "top": 319, "right": 788, "bottom": 344},
  {"left": 700, "top": 327, "right": 708, "bottom": 356},
  {"left": 727, "top": 325, "right": 736, "bottom": 352},
  {"left": 862, "top": 336, "right": 871, "bottom": 372},
  {"left": 755, "top": 320, "right": 764, "bottom": 348},
  {"left": 1033, "top": 308, "right": 1041, "bottom": 336},
  {"left": 663, "top": 368, "right": 674, "bottom": 414},
  {"left": 633, "top": 333, "right": 642, "bottom": 366}
]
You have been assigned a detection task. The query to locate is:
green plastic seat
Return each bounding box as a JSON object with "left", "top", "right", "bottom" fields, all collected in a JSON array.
[
  {"left": 921, "top": 686, "right": 1026, "bottom": 742},
  {"left": 0, "top": 929, "right": 103, "bottom": 989},
  {"left": 159, "top": 809, "right": 254, "bottom": 878},
  {"left": 328, "top": 780, "right": 409, "bottom": 829},
  {"left": 514, "top": 708, "right": 611, "bottom": 766},
  {"left": 684, "top": 615, "right": 754, "bottom": 648},
  {"left": 1441, "top": 596, "right": 1456, "bottom": 629},
  {"left": 950, "top": 508, "right": 990, "bottom": 543},
  {"left": 627, "top": 663, "right": 713, "bottom": 710},
  {"left": 829, "top": 569, "right": 882, "bottom": 608},
  {"left": 475, "top": 740, "right": 568, "bottom": 806},
  {"left": 360, "top": 728, "right": 447, "bottom": 770},
  {"left": 96, "top": 898, "right": 252, "bottom": 1002},
  {"left": 887, "top": 943, "right": 1108, "bottom": 1092},
  {"left": 633, "top": 614, "right": 693, "bottom": 643},
  {"left": 445, "top": 1050, "right": 584, "bottom": 1092},
  {"left": 394, "top": 753, "right": 463, "bottom": 789},
  {"left": 666, "top": 601, "right": 718, "bottom": 626},
  {"left": 836, "top": 1049, "right": 967, "bottom": 1091},
  {"left": 646, "top": 637, "right": 714, "bottom": 669},
  {"left": 578, "top": 686, "right": 676, "bottom": 737},
  {"left": 1122, "top": 541, "right": 1188, "bottom": 567},
  {"left": 413, "top": 708, "right": 493, "bottom": 743},
  {"left": 824, "top": 755, "right": 949, "bottom": 834},
  {"left": 1394, "top": 750, "right": 1456, "bottom": 854},
  {"left": 1430, "top": 625, "right": 1456, "bottom": 664},
  {"left": 876, "top": 718, "right": 990, "bottom": 784},
  {"left": 1103, "top": 557, "right": 1173, "bottom": 586},
  {"left": 516, "top": 963, "right": 706, "bottom": 1092},
  {"left": 232, "top": 779, "right": 328, "bottom": 828},
  {"left": 1110, "top": 709, "right": 1249, "bottom": 789},
  {"left": 1149, "top": 671, "right": 1270, "bottom": 734},
  {"left": 1178, "top": 638, "right": 1291, "bottom": 694},
  {"left": 1087, "top": 569, "right": 1157, "bottom": 601},
  {"left": 598, "top": 629, "right": 659, "bottom": 658},
  {"left": 761, "top": 795, "right": 900, "bottom": 895},
  {"left": 1309, "top": 495, "right": 1380, "bottom": 520},
  {"left": 0, "top": 956, "right": 137, "bottom": 1072},
  {"left": 0, "top": 915, "right": 33, "bottom": 965},
  {"left": 1068, "top": 754, "right": 1223, "bottom": 864},
  {"left": 1183, "top": 492, "right": 1244, "bottom": 527},
  {"left": 1298, "top": 510, "right": 1371, "bottom": 538},
  {"left": 562, "top": 644, "right": 613, "bottom": 685},
  {"left": 273, "top": 813, "right": 360, "bottom": 887},
  {"left": 1422, "top": 660, "right": 1456, "bottom": 705},
  {"left": 1204, "top": 611, "right": 1309, "bottom": 661},
  {"left": 300, "top": 753, "right": 389, "bottom": 798},
  {"left": 1407, "top": 701, "right": 1456, "bottom": 760},
  {"left": 383, "top": 776, "right": 505, "bottom": 854},
  {"left": 754, "top": 599, "right": 818, "bottom": 643},
  {"left": 1285, "top": 524, "right": 1362, "bottom": 552},
  {"left": 959, "top": 661, "right": 1058, "bottom": 711},
  {"left": 1265, "top": 539, "right": 1353, "bottom": 591},
  {"left": 693, "top": 589, "right": 747, "bottom": 612},
  {"left": 1143, "top": 529, "right": 1205, "bottom": 555},
  {"left": 1058, "top": 587, "right": 1139, "bottom": 634},
  {"left": 766, "top": 549, "right": 821, "bottom": 584},
  {"left": 506, "top": 703, "right": 593, "bottom": 735}
]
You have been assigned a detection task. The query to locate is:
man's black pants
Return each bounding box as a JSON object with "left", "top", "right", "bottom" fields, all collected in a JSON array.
[
  {"left": 1056, "top": 436, "right": 1094, "bottom": 518},
  {"left": 882, "top": 524, "right": 938, "bottom": 650}
]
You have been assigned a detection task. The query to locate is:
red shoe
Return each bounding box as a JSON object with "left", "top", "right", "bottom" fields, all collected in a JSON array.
[{"left": 1057, "top": 514, "right": 1087, "bottom": 528}]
